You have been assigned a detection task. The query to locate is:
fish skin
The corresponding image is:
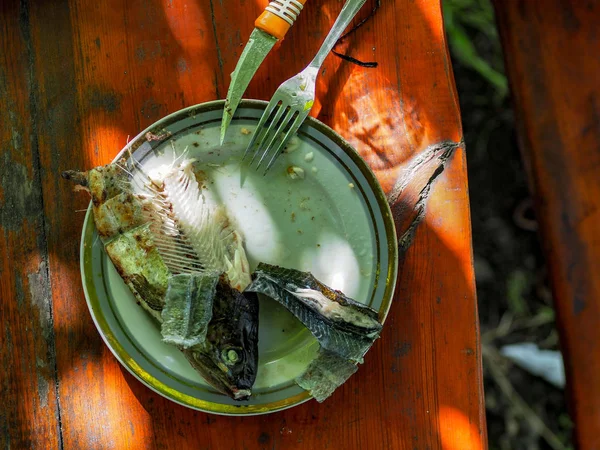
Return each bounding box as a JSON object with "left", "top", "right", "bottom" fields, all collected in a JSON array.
[
  {"left": 251, "top": 264, "right": 381, "bottom": 332},
  {"left": 295, "top": 348, "right": 358, "bottom": 402},
  {"left": 246, "top": 263, "right": 383, "bottom": 363},
  {"left": 161, "top": 273, "right": 218, "bottom": 349},
  {"left": 94, "top": 192, "right": 146, "bottom": 239},
  {"left": 64, "top": 161, "right": 260, "bottom": 400},
  {"left": 87, "top": 163, "right": 129, "bottom": 206},
  {"left": 246, "top": 263, "right": 383, "bottom": 401}
]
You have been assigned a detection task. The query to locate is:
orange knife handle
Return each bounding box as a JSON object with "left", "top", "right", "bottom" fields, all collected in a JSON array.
[{"left": 255, "top": 0, "right": 307, "bottom": 41}]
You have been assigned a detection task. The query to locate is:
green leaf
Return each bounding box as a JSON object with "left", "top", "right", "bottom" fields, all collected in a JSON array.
[
  {"left": 446, "top": 23, "right": 508, "bottom": 98},
  {"left": 506, "top": 270, "right": 530, "bottom": 317},
  {"left": 443, "top": 0, "right": 508, "bottom": 99}
]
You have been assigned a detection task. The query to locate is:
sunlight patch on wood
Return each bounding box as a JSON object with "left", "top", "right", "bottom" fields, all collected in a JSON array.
[{"left": 439, "top": 405, "right": 484, "bottom": 450}]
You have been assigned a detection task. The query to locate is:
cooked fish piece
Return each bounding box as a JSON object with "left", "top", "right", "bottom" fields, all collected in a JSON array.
[
  {"left": 245, "top": 263, "right": 383, "bottom": 363},
  {"left": 63, "top": 157, "right": 251, "bottom": 291},
  {"left": 161, "top": 273, "right": 218, "bottom": 349},
  {"left": 107, "top": 229, "right": 259, "bottom": 400},
  {"left": 105, "top": 223, "right": 170, "bottom": 317},
  {"left": 295, "top": 349, "right": 358, "bottom": 402},
  {"left": 63, "top": 162, "right": 146, "bottom": 240}
]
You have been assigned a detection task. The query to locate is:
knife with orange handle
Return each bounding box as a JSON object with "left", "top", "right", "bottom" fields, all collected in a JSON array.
[{"left": 220, "top": 0, "right": 308, "bottom": 145}]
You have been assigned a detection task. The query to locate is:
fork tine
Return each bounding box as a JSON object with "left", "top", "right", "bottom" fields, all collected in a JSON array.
[
  {"left": 243, "top": 100, "right": 280, "bottom": 161},
  {"left": 255, "top": 107, "right": 296, "bottom": 171},
  {"left": 263, "top": 112, "right": 308, "bottom": 174},
  {"left": 250, "top": 104, "right": 288, "bottom": 166}
]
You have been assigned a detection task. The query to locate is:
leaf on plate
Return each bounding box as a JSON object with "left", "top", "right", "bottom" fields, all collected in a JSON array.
[
  {"left": 161, "top": 273, "right": 219, "bottom": 349},
  {"left": 245, "top": 263, "right": 382, "bottom": 363},
  {"left": 295, "top": 348, "right": 358, "bottom": 402}
]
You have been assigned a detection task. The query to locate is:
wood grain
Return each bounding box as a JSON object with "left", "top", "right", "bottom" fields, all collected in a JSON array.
[
  {"left": 0, "top": 1, "right": 61, "bottom": 448},
  {"left": 494, "top": 2, "right": 600, "bottom": 448},
  {"left": 1, "top": 0, "right": 486, "bottom": 448}
]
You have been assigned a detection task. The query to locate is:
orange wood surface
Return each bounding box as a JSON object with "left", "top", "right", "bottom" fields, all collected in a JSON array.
[
  {"left": 494, "top": 2, "right": 600, "bottom": 448},
  {"left": 0, "top": 0, "right": 486, "bottom": 448},
  {"left": 0, "top": 3, "right": 62, "bottom": 448}
]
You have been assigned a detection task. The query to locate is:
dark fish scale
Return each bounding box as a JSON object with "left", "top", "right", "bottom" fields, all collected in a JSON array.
[
  {"left": 247, "top": 269, "right": 379, "bottom": 363},
  {"left": 258, "top": 264, "right": 381, "bottom": 335}
]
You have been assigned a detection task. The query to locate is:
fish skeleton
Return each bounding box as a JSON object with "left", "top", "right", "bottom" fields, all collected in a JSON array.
[
  {"left": 63, "top": 157, "right": 259, "bottom": 400},
  {"left": 150, "top": 158, "right": 252, "bottom": 291}
]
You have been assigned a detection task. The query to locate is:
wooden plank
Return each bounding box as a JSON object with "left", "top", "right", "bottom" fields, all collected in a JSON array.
[
  {"left": 0, "top": 1, "right": 61, "bottom": 448},
  {"left": 27, "top": 0, "right": 198, "bottom": 447},
  {"left": 24, "top": 0, "right": 485, "bottom": 448},
  {"left": 493, "top": 2, "right": 600, "bottom": 448}
]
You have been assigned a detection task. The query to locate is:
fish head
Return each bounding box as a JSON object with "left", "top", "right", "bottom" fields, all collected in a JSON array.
[
  {"left": 185, "top": 287, "right": 259, "bottom": 401},
  {"left": 184, "top": 347, "right": 253, "bottom": 401}
]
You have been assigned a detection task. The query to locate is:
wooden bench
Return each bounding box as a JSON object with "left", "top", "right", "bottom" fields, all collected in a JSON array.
[
  {"left": 0, "top": 0, "right": 485, "bottom": 448},
  {"left": 494, "top": 2, "right": 600, "bottom": 448}
]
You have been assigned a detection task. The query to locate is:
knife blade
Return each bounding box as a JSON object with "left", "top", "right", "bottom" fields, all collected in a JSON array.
[{"left": 220, "top": 0, "right": 308, "bottom": 145}]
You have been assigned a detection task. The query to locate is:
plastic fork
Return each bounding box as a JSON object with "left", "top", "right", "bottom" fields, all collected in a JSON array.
[{"left": 243, "top": 0, "right": 367, "bottom": 174}]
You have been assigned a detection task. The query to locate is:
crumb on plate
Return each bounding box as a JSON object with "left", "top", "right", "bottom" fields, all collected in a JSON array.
[
  {"left": 283, "top": 136, "right": 300, "bottom": 153},
  {"left": 287, "top": 166, "right": 305, "bottom": 180}
]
